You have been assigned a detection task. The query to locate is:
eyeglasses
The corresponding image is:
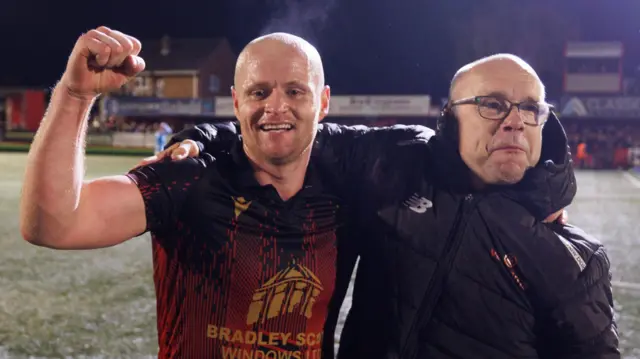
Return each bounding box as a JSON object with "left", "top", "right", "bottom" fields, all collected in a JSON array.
[{"left": 448, "top": 96, "right": 553, "bottom": 126}]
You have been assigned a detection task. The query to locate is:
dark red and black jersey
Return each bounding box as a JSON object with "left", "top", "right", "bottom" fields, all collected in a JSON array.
[{"left": 127, "top": 143, "right": 343, "bottom": 359}]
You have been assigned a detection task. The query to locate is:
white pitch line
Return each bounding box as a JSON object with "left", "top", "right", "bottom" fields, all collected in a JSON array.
[
  {"left": 612, "top": 280, "right": 640, "bottom": 291},
  {"left": 576, "top": 194, "right": 640, "bottom": 200},
  {"left": 623, "top": 171, "right": 640, "bottom": 189}
]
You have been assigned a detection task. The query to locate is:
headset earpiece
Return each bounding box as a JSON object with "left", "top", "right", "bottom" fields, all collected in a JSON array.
[{"left": 436, "top": 106, "right": 459, "bottom": 143}]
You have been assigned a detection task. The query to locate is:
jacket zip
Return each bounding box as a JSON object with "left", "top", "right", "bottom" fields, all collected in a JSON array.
[{"left": 401, "top": 193, "right": 478, "bottom": 357}]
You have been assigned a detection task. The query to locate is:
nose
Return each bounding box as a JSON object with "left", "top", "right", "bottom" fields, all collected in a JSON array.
[
  {"left": 264, "top": 89, "right": 290, "bottom": 114},
  {"left": 500, "top": 107, "right": 525, "bottom": 132}
]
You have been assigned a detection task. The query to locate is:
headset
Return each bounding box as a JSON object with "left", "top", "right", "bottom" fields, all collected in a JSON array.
[
  {"left": 437, "top": 103, "right": 565, "bottom": 164},
  {"left": 435, "top": 104, "right": 459, "bottom": 144}
]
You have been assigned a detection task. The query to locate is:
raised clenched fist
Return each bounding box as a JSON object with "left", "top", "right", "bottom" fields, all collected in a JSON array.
[{"left": 60, "top": 26, "right": 145, "bottom": 100}]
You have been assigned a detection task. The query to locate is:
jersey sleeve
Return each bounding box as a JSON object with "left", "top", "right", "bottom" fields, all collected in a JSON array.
[{"left": 126, "top": 155, "right": 213, "bottom": 234}]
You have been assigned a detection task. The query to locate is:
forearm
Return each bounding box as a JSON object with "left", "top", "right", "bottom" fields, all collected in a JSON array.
[{"left": 20, "top": 84, "right": 96, "bottom": 244}]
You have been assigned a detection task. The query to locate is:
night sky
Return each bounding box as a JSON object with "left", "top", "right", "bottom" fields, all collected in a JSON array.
[{"left": 0, "top": 0, "right": 638, "bottom": 99}]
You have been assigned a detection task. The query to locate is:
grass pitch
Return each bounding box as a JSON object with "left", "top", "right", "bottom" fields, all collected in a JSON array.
[{"left": 0, "top": 154, "right": 158, "bottom": 358}]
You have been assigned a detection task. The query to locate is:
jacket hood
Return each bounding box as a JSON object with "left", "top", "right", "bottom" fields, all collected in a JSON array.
[
  {"left": 512, "top": 112, "right": 577, "bottom": 219},
  {"left": 431, "top": 112, "right": 577, "bottom": 220}
]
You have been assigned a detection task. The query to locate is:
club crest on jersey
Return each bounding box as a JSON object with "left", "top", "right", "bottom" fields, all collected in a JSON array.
[{"left": 232, "top": 196, "right": 252, "bottom": 219}]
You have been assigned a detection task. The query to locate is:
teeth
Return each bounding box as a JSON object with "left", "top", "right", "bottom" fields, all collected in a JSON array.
[{"left": 261, "top": 124, "right": 293, "bottom": 130}]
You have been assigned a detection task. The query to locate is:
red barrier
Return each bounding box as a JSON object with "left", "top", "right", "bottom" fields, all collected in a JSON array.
[{"left": 23, "top": 90, "right": 46, "bottom": 131}]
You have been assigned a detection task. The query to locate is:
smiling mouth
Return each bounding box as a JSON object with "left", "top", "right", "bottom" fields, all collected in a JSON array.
[{"left": 259, "top": 123, "right": 295, "bottom": 132}]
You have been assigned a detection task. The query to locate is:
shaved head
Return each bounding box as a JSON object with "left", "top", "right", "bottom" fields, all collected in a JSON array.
[
  {"left": 230, "top": 32, "right": 331, "bottom": 174},
  {"left": 449, "top": 54, "right": 545, "bottom": 101},
  {"left": 234, "top": 32, "right": 325, "bottom": 90}
]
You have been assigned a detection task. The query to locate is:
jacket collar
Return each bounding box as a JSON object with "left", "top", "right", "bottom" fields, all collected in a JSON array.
[{"left": 431, "top": 112, "right": 577, "bottom": 220}]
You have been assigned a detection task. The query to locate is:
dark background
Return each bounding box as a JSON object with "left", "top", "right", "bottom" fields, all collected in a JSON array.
[{"left": 0, "top": 0, "right": 638, "bottom": 98}]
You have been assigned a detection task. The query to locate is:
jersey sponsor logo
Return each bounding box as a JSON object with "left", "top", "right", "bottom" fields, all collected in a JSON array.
[
  {"left": 207, "top": 326, "right": 322, "bottom": 359},
  {"left": 403, "top": 194, "right": 432, "bottom": 213},
  {"left": 207, "top": 262, "right": 324, "bottom": 358},
  {"left": 233, "top": 196, "right": 252, "bottom": 219}
]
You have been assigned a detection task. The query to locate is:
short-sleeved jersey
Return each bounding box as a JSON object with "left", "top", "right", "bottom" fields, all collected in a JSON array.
[{"left": 127, "top": 143, "right": 343, "bottom": 359}]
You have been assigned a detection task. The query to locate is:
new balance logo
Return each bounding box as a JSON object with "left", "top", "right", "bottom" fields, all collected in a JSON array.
[{"left": 404, "top": 194, "right": 432, "bottom": 213}]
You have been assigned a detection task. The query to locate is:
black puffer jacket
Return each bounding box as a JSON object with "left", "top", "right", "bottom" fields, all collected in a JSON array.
[{"left": 167, "top": 116, "right": 618, "bottom": 359}]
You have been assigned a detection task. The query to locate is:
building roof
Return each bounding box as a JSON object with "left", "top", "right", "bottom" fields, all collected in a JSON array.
[{"left": 139, "top": 36, "right": 224, "bottom": 72}]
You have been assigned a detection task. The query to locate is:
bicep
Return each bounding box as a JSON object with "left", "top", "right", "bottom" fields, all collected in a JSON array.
[
  {"left": 59, "top": 175, "right": 147, "bottom": 249},
  {"left": 61, "top": 157, "right": 209, "bottom": 250}
]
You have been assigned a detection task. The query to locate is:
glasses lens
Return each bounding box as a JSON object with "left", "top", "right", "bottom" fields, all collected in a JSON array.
[
  {"left": 477, "top": 97, "right": 507, "bottom": 120},
  {"left": 519, "top": 102, "right": 551, "bottom": 125}
]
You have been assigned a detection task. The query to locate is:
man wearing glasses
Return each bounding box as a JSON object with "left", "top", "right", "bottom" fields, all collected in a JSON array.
[{"left": 159, "top": 54, "right": 618, "bottom": 358}]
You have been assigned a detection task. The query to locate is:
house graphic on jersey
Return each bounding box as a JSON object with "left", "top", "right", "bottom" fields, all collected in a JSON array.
[{"left": 247, "top": 263, "right": 324, "bottom": 325}]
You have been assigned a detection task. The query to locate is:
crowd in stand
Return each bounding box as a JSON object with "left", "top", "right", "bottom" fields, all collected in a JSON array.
[
  {"left": 88, "top": 116, "right": 196, "bottom": 134},
  {"left": 565, "top": 123, "right": 640, "bottom": 169}
]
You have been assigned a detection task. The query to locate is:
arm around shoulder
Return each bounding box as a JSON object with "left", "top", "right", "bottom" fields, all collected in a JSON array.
[
  {"left": 166, "top": 122, "right": 240, "bottom": 154},
  {"left": 314, "top": 123, "right": 435, "bottom": 178}
]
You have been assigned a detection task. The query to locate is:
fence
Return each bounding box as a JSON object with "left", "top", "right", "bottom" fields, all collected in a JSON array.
[{"left": 111, "top": 132, "right": 159, "bottom": 149}]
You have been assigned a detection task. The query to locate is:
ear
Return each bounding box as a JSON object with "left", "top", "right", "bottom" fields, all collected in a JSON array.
[
  {"left": 231, "top": 86, "right": 240, "bottom": 119},
  {"left": 318, "top": 85, "right": 331, "bottom": 122}
]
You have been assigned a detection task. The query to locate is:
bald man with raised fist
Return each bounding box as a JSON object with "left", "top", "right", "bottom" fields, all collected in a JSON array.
[
  {"left": 20, "top": 27, "right": 148, "bottom": 249},
  {"left": 19, "top": 29, "right": 348, "bottom": 359}
]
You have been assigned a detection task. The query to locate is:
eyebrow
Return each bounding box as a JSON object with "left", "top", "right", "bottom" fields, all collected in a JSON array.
[
  {"left": 244, "top": 80, "right": 310, "bottom": 92},
  {"left": 485, "top": 91, "right": 540, "bottom": 103},
  {"left": 245, "top": 81, "right": 273, "bottom": 91},
  {"left": 284, "top": 80, "right": 311, "bottom": 90}
]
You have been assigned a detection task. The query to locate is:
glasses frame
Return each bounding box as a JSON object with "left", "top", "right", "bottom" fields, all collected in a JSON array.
[{"left": 448, "top": 95, "right": 554, "bottom": 126}]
